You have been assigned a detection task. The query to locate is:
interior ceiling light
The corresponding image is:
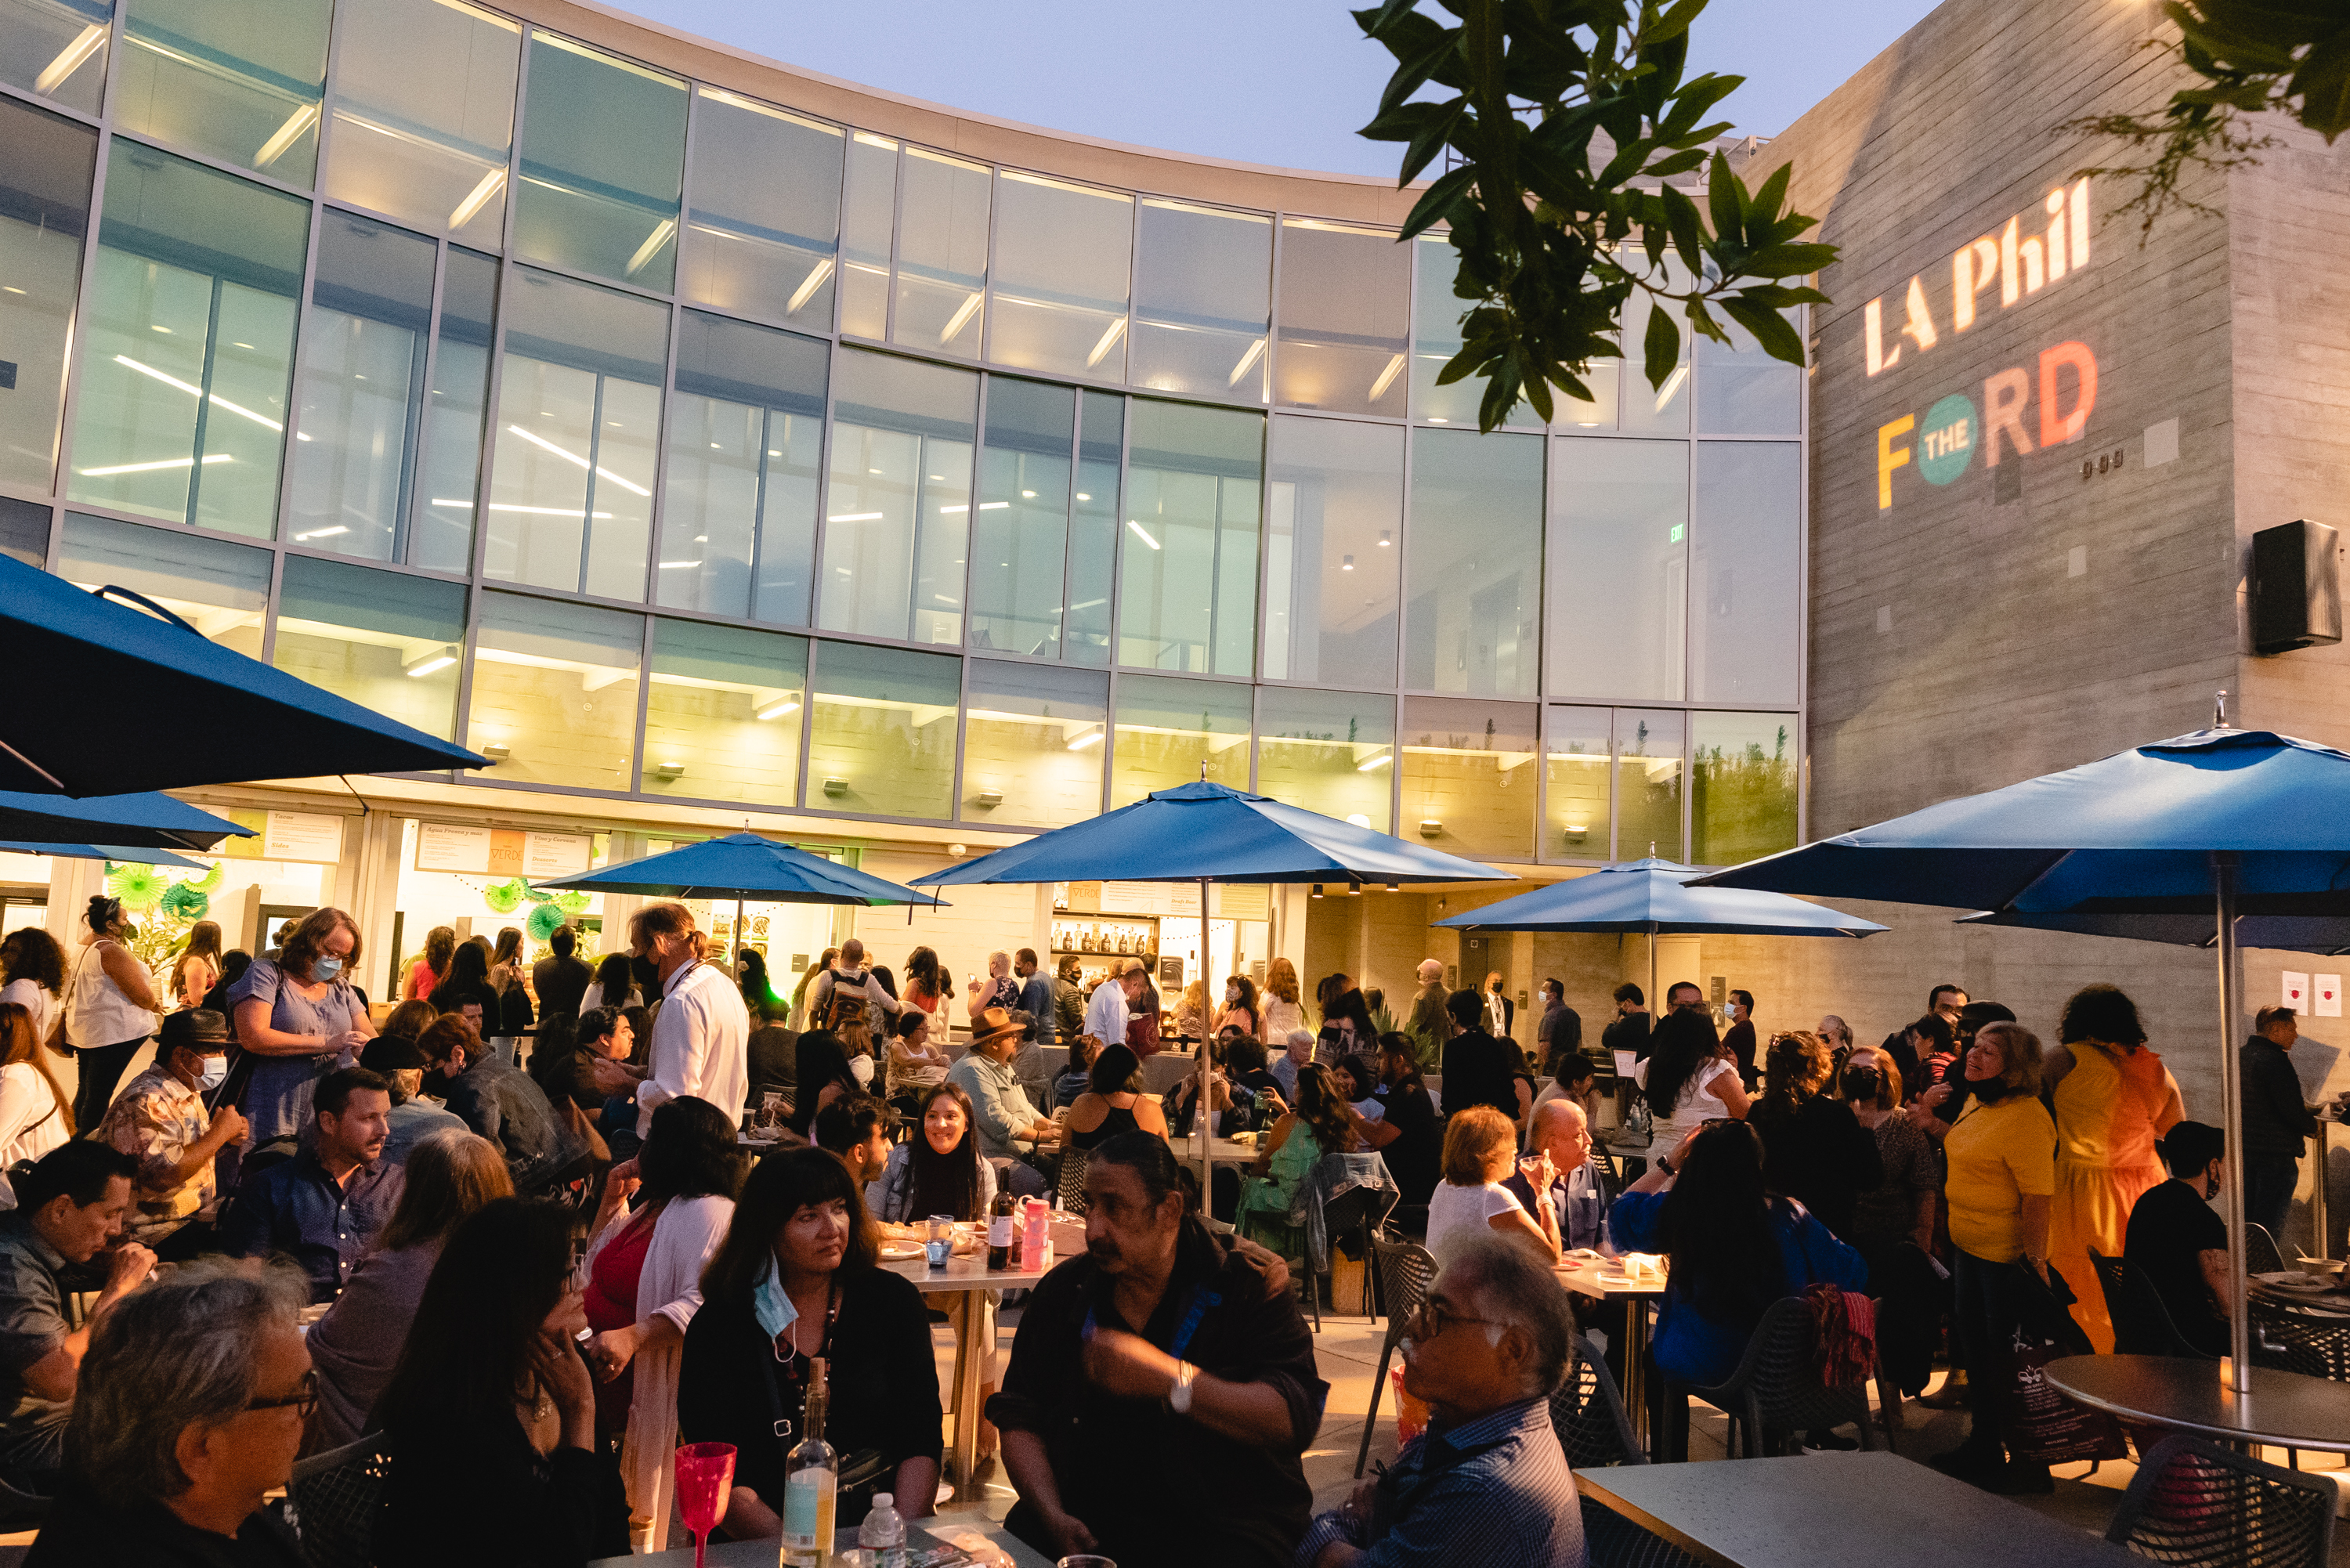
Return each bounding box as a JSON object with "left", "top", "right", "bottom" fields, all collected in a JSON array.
[
  {"left": 33, "top": 23, "right": 106, "bottom": 94},
  {"left": 1227, "top": 338, "right": 1267, "bottom": 385},
  {"left": 448, "top": 168, "right": 506, "bottom": 229},
  {"left": 625, "top": 218, "right": 678, "bottom": 277},
  {"left": 1368, "top": 353, "right": 1406, "bottom": 403},
  {"left": 505, "top": 424, "right": 649, "bottom": 496},
  {"left": 785, "top": 256, "right": 834, "bottom": 315}
]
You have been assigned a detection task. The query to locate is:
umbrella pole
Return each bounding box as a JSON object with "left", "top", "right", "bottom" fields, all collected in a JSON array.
[
  {"left": 2214, "top": 853, "right": 2252, "bottom": 1390},
  {"left": 1198, "top": 878, "right": 1212, "bottom": 1185}
]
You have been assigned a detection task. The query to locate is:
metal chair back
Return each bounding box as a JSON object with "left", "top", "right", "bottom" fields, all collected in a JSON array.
[
  {"left": 287, "top": 1432, "right": 391, "bottom": 1568},
  {"left": 1352, "top": 1230, "right": 1440, "bottom": 1478},
  {"left": 2246, "top": 1223, "right": 2287, "bottom": 1277},
  {"left": 1550, "top": 1332, "right": 1647, "bottom": 1471},
  {"left": 2107, "top": 1434, "right": 2335, "bottom": 1568},
  {"left": 2251, "top": 1299, "right": 2350, "bottom": 1382},
  {"left": 1683, "top": 1294, "right": 1878, "bottom": 1458},
  {"left": 2091, "top": 1246, "right": 2214, "bottom": 1360},
  {"left": 1057, "top": 1143, "right": 1089, "bottom": 1216}
]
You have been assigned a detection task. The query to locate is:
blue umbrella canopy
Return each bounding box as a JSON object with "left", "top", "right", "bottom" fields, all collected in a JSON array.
[
  {"left": 910, "top": 779, "right": 1508, "bottom": 887},
  {"left": 1958, "top": 909, "right": 2350, "bottom": 956},
  {"left": 0, "top": 841, "right": 206, "bottom": 869},
  {"left": 533, "top": 833, "right": 942, "bottom": 906},
  {"left": 0, "top": 790, "right": 251, "bottom": 852},
  {"left": 1434, "top": 857, "right": 1886, "bottom": 938},
  {"left": 0, "top": 554, "right": 486, "bottom": 794}
]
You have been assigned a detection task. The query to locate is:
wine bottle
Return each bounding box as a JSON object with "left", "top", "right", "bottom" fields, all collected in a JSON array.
[
  {"left": 988, "top": 1187, "right": 1013, "bottom": 1270},
  {"left": 781, "top": 1358, "right": 837, "bottom": 1567}
]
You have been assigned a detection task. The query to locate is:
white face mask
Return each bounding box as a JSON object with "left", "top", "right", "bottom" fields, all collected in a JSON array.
[{"left": 197, "top": 1054, "right": 229, "bottom": 1090}]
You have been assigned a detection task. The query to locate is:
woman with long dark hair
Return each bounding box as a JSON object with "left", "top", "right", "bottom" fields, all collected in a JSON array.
[
  {"left": 1315, "top": 985, "right": 1376, "bottom": 1062},
  {"left": 1609, "top": 1118, "right": 1866, "bottom": 1460},
  {"left": 0, "top": 1002, "right": 70, "bottom": 1196},
  {"left": 166, "top": 919, "right": 225, "bottom": 1012},
  {"left": 428, "top": 938, "right": 495, "bottom": 1018},
  {"left": 1632, "top": 1007, "right": 1749, "bottom": 1150},
  {"left": 403, "top": 926, "right": 456, "bottom": 1003},
  {"left": 1748, "top": 1029, "right": 1881, "bottom": 1237},
  {"left": 374, "top": 1198, "right": 630, "bottom": 1566},
  {"left": 1062, "top": 1042, "right": 1169, "bottom": 1151},
  {"left": 581, "top": 951, "right": 641, "bottom": 1014},
  {"left": 867, "top": 1081, "right": 996, "bottom": 1223},
  {"left": 1215, "top": 974, "right": 1261, "bottom": 1039},
  {"left": 1233, "top": 1062, "right": 1359, "bottom": 1255},
  {"left": 902, "top": 945, "right": 945, "bottom": 1017},
  {"left": 787, "top": 1031, "right": 861, "bottom": 1139},
  {"left": 0, "top": 928, "right": 66, "bottom": 1056},
  {"left": 678, "top": 1147, "right": 942, "bottom": 1534}
]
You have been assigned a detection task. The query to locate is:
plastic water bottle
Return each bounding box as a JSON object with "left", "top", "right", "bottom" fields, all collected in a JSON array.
[{"left": 857, "top": 1491, "right": 906, "bottom": 1568}]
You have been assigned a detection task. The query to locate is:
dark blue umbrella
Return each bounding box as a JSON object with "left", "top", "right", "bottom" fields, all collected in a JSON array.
[
  {"left": 0, "top": 554, "right": 485, "bottom": 794},
  {"left": 0, "top": 789, "right": 251, "bottom": 852},
  {"left": 533, "top": 833, "right": 941, "bottom": 906},
  {"left": 1958, "top": 909, "right": 2350, "bottom": 956},
  {"left": 0, "top": 841, "right": 207, "bottom": 869}
]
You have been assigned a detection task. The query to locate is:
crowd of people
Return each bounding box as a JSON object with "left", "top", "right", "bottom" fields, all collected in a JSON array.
[{"left": 0, "top": 886, "right": 2321, "bottom": 1568}]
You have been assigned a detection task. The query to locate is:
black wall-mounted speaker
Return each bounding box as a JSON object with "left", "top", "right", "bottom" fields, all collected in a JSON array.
[{"left": 2250, "top": 518, "right": 2342, "bottom": 656}]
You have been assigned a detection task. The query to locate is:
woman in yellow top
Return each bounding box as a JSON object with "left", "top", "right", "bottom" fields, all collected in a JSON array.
[
  {"left": 1936, "top": 1021, "right": 2058, "bottom": 1494},
  {"left": 2044, "top": 985, "right": 2183, "bottom": 1354}
]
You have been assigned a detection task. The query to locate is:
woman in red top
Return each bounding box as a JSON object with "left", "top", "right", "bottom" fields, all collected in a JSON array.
[
  {"left": 902, "top": 945, "right": 949, "bottom": 1017},
  {"left": 403, "top": 926, "right": 456, "bottom": 1003}
]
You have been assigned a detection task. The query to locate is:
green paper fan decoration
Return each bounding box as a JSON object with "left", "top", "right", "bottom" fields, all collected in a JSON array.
[
  {"left": 553, "top": 891, "right": 589, "bottom": 915},
  {"left": 107, "top": 862, "right": 165, "bottom": 910},
  {"left": 159, "top": 882, "right": 211, "bottom": 921},
  {"left": 186, "top": 860, "right": 226, "bottom": 894},
  {"left": 526, "top": 901, "right": 566, "bottom": 942},
  {"left": 482, "top": 879, "right": 526, "bottom": 915}
]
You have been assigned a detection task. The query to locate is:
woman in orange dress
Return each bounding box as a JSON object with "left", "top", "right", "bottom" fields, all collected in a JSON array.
[{"left": 2045, "top": 985, "right": 2185, "bottom": 1353}]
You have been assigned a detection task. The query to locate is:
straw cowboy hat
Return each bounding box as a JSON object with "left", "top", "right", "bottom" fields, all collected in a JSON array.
[{"left": 970, "top": 1006, "right": 1027, "bottom": 1053}]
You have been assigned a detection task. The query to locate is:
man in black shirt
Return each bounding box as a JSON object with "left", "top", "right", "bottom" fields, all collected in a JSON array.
[
  {"left": 1599, "top": 983, "right": 1650, "bottom": 1063},
  {"left": 2240, "top": 1005, "right": 2320, "bottom": 1241},
  {"left": 2122, "top": 1121, "right": 2230, "bottom": 1357},
  {"left": 1440, "top": 989, "right": 1521, "bottom": 1133},
  {"left": 990, "top": 1132, "right": 1324, "bottom": 1568},
  {"left": 530, "top": 924, "right": 593, "bottom": 1021},
  {"left": 1365, "top": 1035, "right": 1441, "bottom": 1207}
]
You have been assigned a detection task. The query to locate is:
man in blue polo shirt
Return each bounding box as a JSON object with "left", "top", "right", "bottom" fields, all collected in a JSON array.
[{"left": 220, "top": 1067, "right": 401, "bottom": 1303}]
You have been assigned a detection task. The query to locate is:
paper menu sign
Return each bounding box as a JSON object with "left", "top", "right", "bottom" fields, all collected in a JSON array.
[
  {"left": 2283, "top": 971, "right": 2310, "bottom": 1010},
  {"left": 2317, "top": 975, "right": 2343, "bottom": 1019},
  {"left": 2291, "top": 1039, "right": 2341, "bottom": 1102}
]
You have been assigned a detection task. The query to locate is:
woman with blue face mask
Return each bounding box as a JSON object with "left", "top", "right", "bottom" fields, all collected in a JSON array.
[{"left": 226, "top": 907, "right": 375, "bottom": 1173}]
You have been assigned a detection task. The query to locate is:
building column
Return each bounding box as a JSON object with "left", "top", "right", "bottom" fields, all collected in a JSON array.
[
  {"left": 595, "top": 833, "right": 652, "bottom": 962},
  {"left": 338, "top": 811, "right": 403, "bottom": 1006},
  {"left": 44, "top": 856, "right": 105, "bottom": 946}
]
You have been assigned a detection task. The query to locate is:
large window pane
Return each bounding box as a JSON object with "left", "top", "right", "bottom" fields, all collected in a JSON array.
[
  {"left": 486, "top": 268, "right": 667, "bottom": 600},
  {"left": 1547, "top": 438, "right": 1685, "bottom": 701},
  {"left": 657, "top": 310, "right": 827, "bottom": 623},
  {"left": 989, "top": 171, "right": 1130, "bottom": 379},
  {"left": 1409, "top": 235, "right": 1540, "bottom": 429},
  {"left": 1691, "top": 710, "right": 1797, "bottom": 865},
  {"left": 287, "top": 212, "right": 436, "bottom": 562},
  {"left": 1132, "top": 198, "right": 1269, "bottom": 403},
  {"left": 1404, "top": 428, "right": 1541, "bottom": 696},
  {"left": 0, "top": 97, "right": 95, "bottom": 493},
  {"left": 1110, "top": 672, "right": 1249, "bottom": 807},
  {"left": 1695, "top": 311, "right": 1801, "bottom": 435},
  {"left": 818, "top": 348, "right": 976, "bottom": 644},
  {"left": 1120, "top": 399, "right": 1260, "bottom": 676},
  {"left": 1067, "top": 390, "right": 1120, "bottom": 667},
  {"left": 0, "top": 494, "right": 46, "bottom": 565},
  {"left": 67, "top": 142, "right": 307, "bottom": 540},
  {"left": 320, "top": 0, "right": 517, "bottom": 248},
  {"left": 837, "top": 132, "right": 895, "bottom": 338},
  {"left": 807, "top": 640, "right": 958, "bottom": 819},
  {"left": 963, "top": 659, "right": 1105, "bottom": 827},
  {"left": 1264, "top": 416, "right": 1400, "bottom": 685},
  {"left": 118, "top": 0, "right": 331, "bottom": 184},
  {"left": 410, "top": 245, "right": 497, "bottom": 573},
  {"left": 512, "top": 34, "right": 685, "bottom": 291},
  {"left": 1274, "top": 219, "right": 1408, "bottom": 417},
  {"left": 644, "top": 618, "right": 807, "bottom": 804},
  {"left": 1, "top": 0, "right": 112, "bottom": 113},
  {"left": 1543, "top": 705, "right": 1611, "bottom": 859},
  {"left": 1618, "top": 291, "right": 1690, "bottom": 434},
  {"left": 56, "top": 511, "right": 268, "bottom": 656},
  {"left": 680, "top": 90, "right": 841, "bottom": 334},
  {"left": 892, "top": 149, "right": 989, "bottom": 359},
  {"left": 273, "top": 554, "right": 466, "bottom": 740},
  {"left": 1616, "top": 708, "right": 1684, "bottom": 862},
  {"left": 1401, "top": 696, "right": 1536, "bottom": 862},
  {"left": 1255, "top": 686, "right": 1393, "bottom": 832},
  {"left": 1691, "top": 443, "right": 1799, "bottom": 706},
  {"left": 466, "top": 591, "right": 640, "bottom": 791},
  {"left": 969, "top": 376, "right": 1072, "bottom": 659}
]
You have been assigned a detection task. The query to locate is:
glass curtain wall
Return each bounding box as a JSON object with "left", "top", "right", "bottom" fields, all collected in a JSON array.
[
  {"left": 465, "top": 589, "right": 641, "bottom": 790},
  {"left": 679, "top": 89, "right": 841, "bottom": 335},
  {"left": 0, "top": 96, "right": 96, "bottom": 493},
  {"left": 287, "top": 211, "right": 436, "bottom": 560},
  {"left": 989, "top": 171, "right": 1130, "bottom": 379},
  {"left": 67, "top": 141, "right": 309, "bottom": 540},
  {"left": 273, "top": 552, "right": 466, "bottom": 738},
  {"left": 1404, "top": 427, "right": 1541, "bottom": 695},
  {"left": 1690, "top": 441, "right": 1799, "bottom": 706},
  {"left": 319, "top": 0, "right": 518, "bottom": 249},
  {"left": 1111, "top": 671, "right": 1249, "bottom": 805},
  {"left": 486, "top": 266, "right": 667, "bottom": 600},
  {"left": 642, "top": 617, "right": 808, "bottom": 803},
  {"left": 1067, "top": 390, "right": 1120, "bottom": 666},
  {"left": 1543, "top": 705, "right": 1610, "bottom": 858},
  {"left": 891, "top": 148, "right": 988, "bottom": 359},
  {"left": 1120, "top": 399, "right": 1260, "bottom": 676},
  {"left": 1401, "top": 695, "right": 1536, "bottom": 861},
  {"left": 512, "top": 34, "right": 685, "bottom": 291},
  {"left": 1255, "top": 685, "right": 1393, "bottom": 831},
  {"left": 1, "top": 0, "right": 113, "bottom": 114},
  {"left": 1690, "top": 710, "right": 1797, "bottom": 865},
  {"left": 1132, "top": 198, "right": 1269, "bottom": 403},
  {"left": 0, "top": 494, "right": 46, "bottom": 565},
  {"left": 117, "top": 0, "right": 331, "bottom": 184},
  {"left": 1263, "top": 415, "right": 1400, "bottom": 685},
  {"left": 1618, "top": 290, "right": 1690, "bottom": 434},
  {"left": 1547, "top": 437, "right": 1686, "bottom": 701},
  {"left": 837, "top": 132, "right": 895, "bottom": 339},
  {"left": 56, "top": 511, "right": 269, "bottom": 654},
  {"left": 410, "top": 246, "right": 497, "bottom": 573},
  {"left": 1273, "top": 219, "right": 1408, "bottom": 417},
  {"left": 656, "top": 309, "right": 827, "bottom": 623},
  {"left": 1615, "top": 707, "right": 1685, "bottom": 862},
  {"left": 818, "top": 347, "right": 977, "bottom": 644},
  {"left": 807, "top": 639, "right": 959, "bottom": 818},
  {"left": 1695, "top": 314, "right": 1802, "bottom": 435},
  {"left": 961, "top": 659, "right": 1106, "bottom": 827},
  {"left": 1408, "top": 234, "right": 1542, "bottom": 428},
  {"left": 968, "top": 375, "right": 1073, "bottom": 659}
]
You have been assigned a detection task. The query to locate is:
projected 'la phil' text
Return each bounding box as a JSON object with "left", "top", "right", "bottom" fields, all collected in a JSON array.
[{"left": 1863, "top": 180, "right": 2092, "bottom": 378}]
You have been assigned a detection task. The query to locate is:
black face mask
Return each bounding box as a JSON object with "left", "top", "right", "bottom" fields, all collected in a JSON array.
[{"left": 1842, "top": 1068, "right": 1881, "bottom": 1101}]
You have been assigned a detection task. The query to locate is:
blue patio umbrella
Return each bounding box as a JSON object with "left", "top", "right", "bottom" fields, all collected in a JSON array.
[
  {"left": 1434, "top": 856, "right": 1885, "bottom": 1022},
  {"left": 0, "top": 554, "right": 485, "bottom": 795},
  {"left": 0, "top": 841, "right": 207, "bottom": 869},
  {"left": 1691, "top": 721, "right": 2350, "bottom": 1380},
  {"left": 1958, "top": 909, "right": 2350, "bottom": 956},
  {"left": 0, "top": 789, "right": 251, "bottom": 852}
]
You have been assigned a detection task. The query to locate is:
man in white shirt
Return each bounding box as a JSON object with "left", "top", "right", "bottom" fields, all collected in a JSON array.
[
  {"left": 1083, "top": 960, "right": 1145, "bottom": 1053},
  {"left": 628, "top": 902, "right": 748, "bottom": 1136}
]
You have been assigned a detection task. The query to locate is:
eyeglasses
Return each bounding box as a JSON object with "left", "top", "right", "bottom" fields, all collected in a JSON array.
[
  {"left": 246, "top": 1369, "right": 318, "bottom": 1420},
  {"left": 1402, "top": 1298, "right": 1499, "bottom": 1342}
]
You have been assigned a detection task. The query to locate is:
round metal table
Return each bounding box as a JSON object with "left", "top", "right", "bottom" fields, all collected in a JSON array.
[{"left": 2043, "top": 1353, "right": 2350, "bottom": 1454}]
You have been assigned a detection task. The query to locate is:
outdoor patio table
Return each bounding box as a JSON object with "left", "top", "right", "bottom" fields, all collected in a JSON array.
[
  {"left": 2043, "top": 1353, "right": 2350, "bottom": 1454},
  {"left": 588, "top": 1514, "right": 1054, "bottom": 1567},
  {"left": 881, "top": 1215, "right": 1087, "bottom": 1508},
  {"left": 1555, "top": 1253, "right": 1667, "bottom": 1458},
  {"left": 1575, "top": 1450, "right": 2143, "bottom": 1568}
]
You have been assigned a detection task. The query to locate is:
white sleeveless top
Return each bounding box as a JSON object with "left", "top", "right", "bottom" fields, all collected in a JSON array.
[{"left": 65, "top": 939, "right": 154, "bottom": 1047}]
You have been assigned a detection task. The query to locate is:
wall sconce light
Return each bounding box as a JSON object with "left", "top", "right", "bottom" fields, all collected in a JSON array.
[
  {"left": 1310, "top": 883, "right": 1325, "bottom": 899},
  {"left": 1347, "top": 882, "right": 1362, "bottom": 896},
  {"left": 1386, "top": 882, "right": 1401, "bottom": 893},
  {"left": 651, "top": 761, "right": 684, "bottom": 783},
  {"left": 822, "top": 777, "right": 848, "bottom": 799},
  {"left": 1419, "top": 819, "right": 1443, "bottom": 839},
  {"left": 948, "top": 843, "right": 967, "bottom": 858},
  {"left": 974, "top": 788, "right": 1003, "bottom": 809},
  {"left": 403, "top": 646, "right": 457, "bottom": 679},
  {"left": 1561, "top": 822, "right": 1589, "bottom": 844},
  {"left": 756, "top": 694, "right": 801, "bottom": 721},
  {"left": 478, "top": 743, "right": 510, "bottom": 764}
]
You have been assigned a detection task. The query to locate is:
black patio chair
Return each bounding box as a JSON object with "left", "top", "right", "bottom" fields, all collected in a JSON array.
[
  {"left": 2106, "top": 1435, "right": 2334, "bottom": 1568},
  {"left": 2090, "top": 1246, "right": 2212, "bottom": 1360},
  {"left": 1679, "top": 1293, "right": 1880, "bottom": 1458},
  {"left": 287, "top": 1432, "right": 390, "bottom": 1568},
  {"left": 1354, "top": 1230, "right": 1438, "bottom": 1478}
]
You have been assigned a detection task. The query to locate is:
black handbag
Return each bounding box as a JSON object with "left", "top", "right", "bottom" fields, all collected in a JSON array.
[{"left": 756, "top": 1349, "right": 888, "bottom": 1518}]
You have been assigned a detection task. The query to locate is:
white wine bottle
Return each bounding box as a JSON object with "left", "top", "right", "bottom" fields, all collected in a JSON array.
[{"left": 779, "top": 1357, "right": 837, "bottom": 1567}]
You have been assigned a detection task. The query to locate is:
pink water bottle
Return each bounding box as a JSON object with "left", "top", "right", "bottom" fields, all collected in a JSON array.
[{"left": 1021, "top": 1197, "right": 1050, "bottom": 1268}]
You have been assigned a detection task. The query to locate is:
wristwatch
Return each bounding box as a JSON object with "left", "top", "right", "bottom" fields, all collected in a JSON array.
[
  {"left": 1168, "top": 1360, "right": 1196, "bottom": 1414},
  {"left": 1654, "top": 1154, "right": 1676, "bottom": 1178}
]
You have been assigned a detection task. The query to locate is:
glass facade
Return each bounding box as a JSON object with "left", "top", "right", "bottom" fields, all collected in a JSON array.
[{"left": 0, "top": 2, "right": 1805, "bottom": 863}]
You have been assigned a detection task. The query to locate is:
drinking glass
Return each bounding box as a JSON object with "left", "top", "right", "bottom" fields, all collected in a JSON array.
[
  {"left": 1058, "top": 1556, "right": 1119, "bottom": 1568},
  {"left": 674, "top": 1441, "right": 736, "bottom": 1568},
  {"left": 925, "top": 1214, "right": 955, "bottom": 1268}
]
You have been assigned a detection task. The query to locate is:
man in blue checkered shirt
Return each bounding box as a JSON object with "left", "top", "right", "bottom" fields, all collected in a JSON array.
[{"left": 1297, "top": 1234, "right": 1586, "bottom": 1568}]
